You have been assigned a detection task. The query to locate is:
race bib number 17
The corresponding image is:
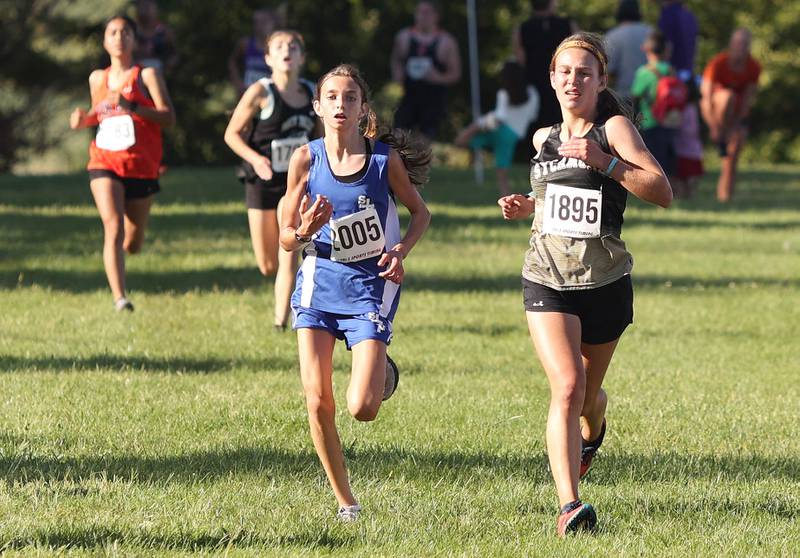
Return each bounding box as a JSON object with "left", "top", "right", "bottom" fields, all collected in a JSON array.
[
  {"left": 541, "top": 183, "right": 602, "bottom": 238},
  {"left": 330, "top": 206, "right": 385, "bottom": 263},
  {"left": 270, "top": 136, "right": 308, "bottom": 173}
]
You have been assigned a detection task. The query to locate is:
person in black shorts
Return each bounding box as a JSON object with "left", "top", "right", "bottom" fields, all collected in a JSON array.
[
  {"left": 224, "top": 30, "right": 321, "bottom": 329},
  {"left": 390, "top": 0, "right": 461, "bottom": 139},
  {"left": 498, "top": 32, "right": 672, "bottom": 536}
]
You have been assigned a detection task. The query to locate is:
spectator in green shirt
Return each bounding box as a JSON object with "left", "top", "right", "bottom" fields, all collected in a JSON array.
[{"left": 631, "top": 30, "right": 676, "bottom": 177}]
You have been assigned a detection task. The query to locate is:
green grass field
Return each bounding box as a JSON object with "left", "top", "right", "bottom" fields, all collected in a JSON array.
[{"left": 1, "top": 164, "right": 798, "bottom": 556}]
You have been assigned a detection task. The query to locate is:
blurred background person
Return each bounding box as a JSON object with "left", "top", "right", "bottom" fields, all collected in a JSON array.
[
  {"left": 390, "top": 0, "right": 462, "bottom": 140},
  {"left": 133, "top": 0, "right": 178, "bottom": 75},
  {"left": 454, "top": 61, "right": 539, "bottom": 196},
  {"left": 658, "top": 0, "right": 698, "bottom": 80},
  {"left": 228, "top": 8, "right": 282, "bottom": 96},
  {"left": 701, "top": 27, "right": 760, "bottom": 202},
  {"left": 672, "top": 77, "right": 703, "bottom": 199},
  {"left": 512, "top": 0, "right": 578, "bottom": 133},
  {"left": 605, "top": 0, "right": 651, "bottom": 100},
  {"left": 631, "top": 30, "right": 679, "bottom": 181}
]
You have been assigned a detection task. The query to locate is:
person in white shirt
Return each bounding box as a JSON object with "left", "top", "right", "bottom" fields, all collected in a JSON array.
[
  {"left": 605, "top": 0, "right": 651, "bottom": 99},
  {"left": 455, "top": 61, "right": 539, "bottom": 195}
]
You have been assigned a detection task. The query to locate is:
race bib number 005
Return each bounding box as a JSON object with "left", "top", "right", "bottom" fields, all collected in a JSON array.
[
  {"left": 96, "top": 115, "right": 136, "bottom": 152},
  {"left": 330, "top": 206, "right": 385, "bottom": 263},
  {"left": 541, "top": 183, "right": 602, "bottom": 238},
  {"left": 270, "top": 136, "right": 308, "bottom": 173}
]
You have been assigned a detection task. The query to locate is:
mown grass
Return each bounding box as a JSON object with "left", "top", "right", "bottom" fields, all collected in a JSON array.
[{"left": 0, "top": 164, "right": 798, "bottom": 556}]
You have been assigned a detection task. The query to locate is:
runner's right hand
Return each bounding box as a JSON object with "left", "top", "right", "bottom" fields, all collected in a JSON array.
[
  {"left": 498, "top": 194, "right": 535, "bottom": 220},
  {"left": 297, "top": 194, "right": 333, "bottom": 236},
  {"left": 253, "top": 156, "right": 273, "bottom": 181}
]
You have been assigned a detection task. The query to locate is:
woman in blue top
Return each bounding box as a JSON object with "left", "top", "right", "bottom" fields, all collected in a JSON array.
[{"left": 280, "top": 64, "right": 431, "bottom": 522}]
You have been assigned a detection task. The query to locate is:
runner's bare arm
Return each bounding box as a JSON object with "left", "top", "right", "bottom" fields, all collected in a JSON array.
[
  {"left": 134, "top": 67, "right": 176, "bottom": 127},
  {"left": 602, "top": 115, "right": 672, "bottom": 207},
  {"left": 280, "top": 145, "right": 333, "bottom": 251}
]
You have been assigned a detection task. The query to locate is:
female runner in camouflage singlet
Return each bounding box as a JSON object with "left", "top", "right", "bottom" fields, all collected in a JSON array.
[{"left": 498, "top": 32, "right": 672, "bottom": 536}]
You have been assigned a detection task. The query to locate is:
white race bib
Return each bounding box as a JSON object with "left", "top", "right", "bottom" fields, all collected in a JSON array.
[
  {"left": 406, "top": 56, "right": 432, "bottom": 80},
  {"left": 95, "top": 115, "right": 136, "bottom": 152},
  {"left": 270, "top": 136, "right": 308, "bottom": 173},
  {"left": 330, "top": 206, "right": 385, "bottom": 263},
  {"left": 541, "top": 183, "right": 602, "bottom": 238}
]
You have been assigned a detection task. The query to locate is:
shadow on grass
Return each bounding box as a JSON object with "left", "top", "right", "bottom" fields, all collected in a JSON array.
[
  {"left": 1, "top": 445, "right": 796, "bottom": 490},
  {"left": 0, "top": 524, "right": 354, "bottom": 552},
  {"left": 0, "top": 353, "right": 295, "bottom": 374},
  {"left": 3, "top": 266, "right": 265, "bottom": 293}
]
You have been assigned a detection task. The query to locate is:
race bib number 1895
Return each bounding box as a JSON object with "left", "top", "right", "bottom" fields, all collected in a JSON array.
[
  {"left": 330, "top": 206, "right": 385, "bottom": 263},
  {"left": 541, "top": 183, "right": 602, "bottom": 238}
]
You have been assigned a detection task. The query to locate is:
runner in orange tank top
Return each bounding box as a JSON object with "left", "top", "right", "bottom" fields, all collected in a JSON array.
[{"left": 69, "top": 14, "right": 176, "bottom": 312}]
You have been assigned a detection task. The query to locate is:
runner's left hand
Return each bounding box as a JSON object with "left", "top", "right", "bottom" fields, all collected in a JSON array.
[{"left": 378, "top": 249, "right": 404, "bottom": 284}]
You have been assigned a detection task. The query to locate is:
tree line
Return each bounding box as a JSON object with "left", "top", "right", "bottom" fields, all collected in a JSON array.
[{"left": 2, "top": 0, "right": 798, "bottom": 173}]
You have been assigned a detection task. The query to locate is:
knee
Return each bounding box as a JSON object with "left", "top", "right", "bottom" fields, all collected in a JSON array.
[
  {"left": 552, "top": 376, "right": 586, "bottom": 410},
  {"left": 305, "top": 392, "right": 336, "bottom": 423},
  {"left": 347, "top": 395, "right": 380, "bottom": 422},
  {"left": 257, "top": 260, "right": 277, "bottom": 276},
  {"left": 102, "top": 219, "right": 123, "bottom": 244}
]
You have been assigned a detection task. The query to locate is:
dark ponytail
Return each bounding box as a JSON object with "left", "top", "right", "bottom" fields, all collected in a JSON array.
[{"left": 316, "top": 64, "right": 431, "bottom": 187}]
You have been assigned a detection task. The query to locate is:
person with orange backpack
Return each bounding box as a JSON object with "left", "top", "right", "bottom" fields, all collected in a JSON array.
[{"left": 631, "top": 30, "right": 687, "bottom": 181}]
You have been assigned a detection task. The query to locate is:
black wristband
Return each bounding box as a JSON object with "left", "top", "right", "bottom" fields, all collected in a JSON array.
[{"left": 294, "top": 231, "right": 312, "bottom": 244}]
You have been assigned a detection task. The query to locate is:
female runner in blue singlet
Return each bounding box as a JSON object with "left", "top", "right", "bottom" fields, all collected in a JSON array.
[
  {"left": 498, "top": 32, "right": 672, "bottom": 536},
  {"left": 280, "top": 64, "right": 431, "bottom": 522}
]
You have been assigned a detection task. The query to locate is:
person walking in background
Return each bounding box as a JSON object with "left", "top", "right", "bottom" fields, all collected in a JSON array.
[
  {"left": 657, "top": 0, "right": 698, "bottom": 80},
  {"left": 454, "top": 61, "right": 539, "bottom": 196},
  {"left": 224, "top": 30, "right": 320, "bottom": 330},
  {"left": 280, "top": 64, "right": 431, "bottom": 522},
  {"left": 700, "top": 28, "right": 760, "bottom": 202},
  {"left": 228, "top": 8, "right": 282, "bottom": 96},
  {"left": 605, "top": 0, "right": 651, "bottom": 100},
  {"left": 498, "top": 32, "right": 671, "bottom": 537},
  {"left": 69, "top": 15, "right": 176, "bottom": 312},
  {"left": 133, "top": 0, "right": 178, "bottom": 75},
  {"left": 512, "top": 0, "right": 578, "bottom": 132},
  {"left": 390, "top": 0, "right": 461, "bottom": 140},
  {"left": 631, "top": 31, "right": 680, "bottom": 181}
]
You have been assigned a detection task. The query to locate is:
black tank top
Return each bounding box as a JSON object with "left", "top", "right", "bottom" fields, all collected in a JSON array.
[
  {"left": 523, "top": 122, "right": 633, "bottom": 290},
  {"left": 242, "top": 78, "right": 316, "bottom": 185},
  {"left": 404, "top": 34, "right": 447, "bottom": 95}
]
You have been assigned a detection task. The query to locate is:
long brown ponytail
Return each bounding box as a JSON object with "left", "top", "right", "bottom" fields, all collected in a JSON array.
[{"left": 315, "top": 64, "right": 431, "bottom": 187}]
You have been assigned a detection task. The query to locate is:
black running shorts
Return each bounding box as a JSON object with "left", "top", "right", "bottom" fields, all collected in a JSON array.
[
  {"left": 522, "top": 275, "right": 634, "bottom": 345},
  {"left": 89, "top": 169, "right": 160, "bottom": 199}
]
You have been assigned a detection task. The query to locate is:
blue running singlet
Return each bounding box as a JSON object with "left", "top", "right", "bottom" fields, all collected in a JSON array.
[{"left": 291, "top": 139, "right": 402, "bottom": 320}]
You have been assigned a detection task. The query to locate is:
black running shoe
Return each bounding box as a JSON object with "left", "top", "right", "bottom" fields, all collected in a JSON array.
[
  {"left": 383, "top": 355, "right": 399, "bottom": 401},
  {"left": 580, "top": 419, "right": 606, "bottom": 479}
]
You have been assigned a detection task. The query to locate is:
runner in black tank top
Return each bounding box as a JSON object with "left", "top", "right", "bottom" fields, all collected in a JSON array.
[
  {"left": 517, "top": 11, "right": 574, "bottom": 129},
  {"left": 391, "top": 2, "right": 461, "bottom": 139},
  {"left": 498, "top": 32, "right": 672, "bottom": 537},
  {"left": 224, "top": 30, "right": 321, "bottom": 331},
  {"left": 239, "top": 77, "right": 316, "bottom": 208}
]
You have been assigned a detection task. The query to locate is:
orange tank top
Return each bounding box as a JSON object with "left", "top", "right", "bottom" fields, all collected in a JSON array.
[{"left": 87, "top": 65, "right": 162, "bottom": 179}]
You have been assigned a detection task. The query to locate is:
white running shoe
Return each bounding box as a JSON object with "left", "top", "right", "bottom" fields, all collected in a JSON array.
[
  {"left": 114, "top": 297, "right": 134, "bottom": 312},
  {"left": 336, "top": 504, "right": 361, "bottom": 522},
  {"left": 383, "top": 355, "right": 399, "bottom": 401}
]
